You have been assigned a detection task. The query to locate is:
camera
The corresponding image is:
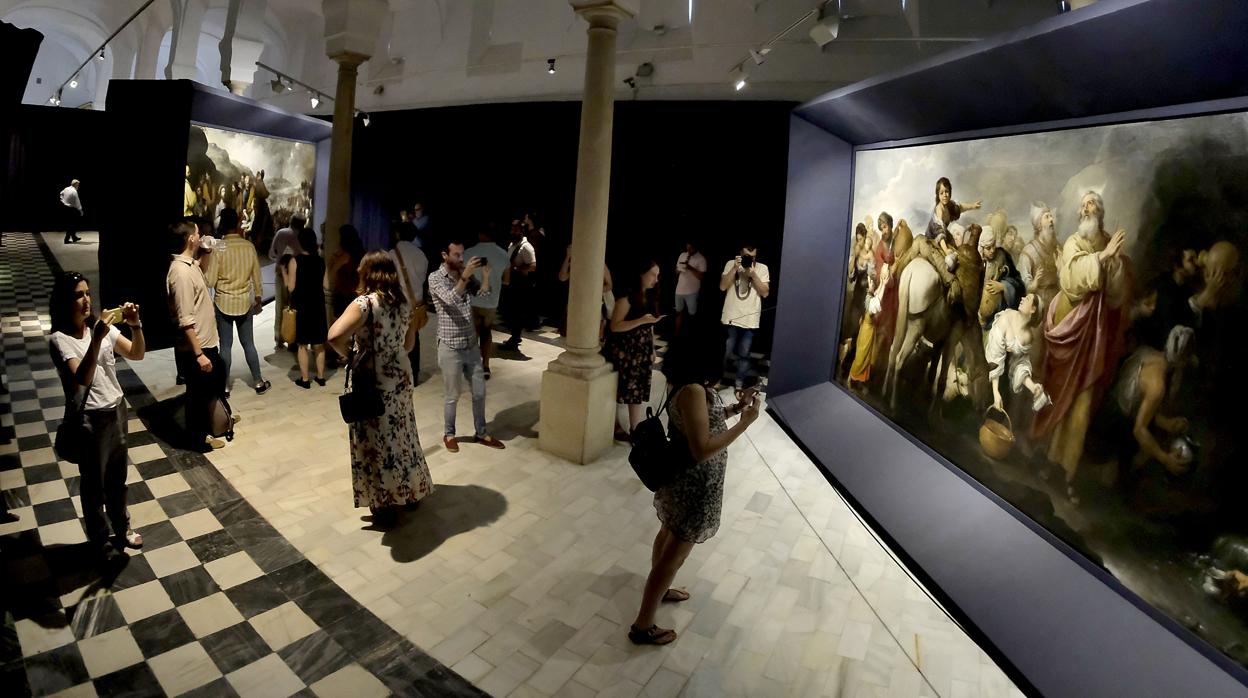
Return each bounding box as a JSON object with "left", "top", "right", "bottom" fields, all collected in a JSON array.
[{"left": 741, "top": 255, "right": 754, "bottom": 269}]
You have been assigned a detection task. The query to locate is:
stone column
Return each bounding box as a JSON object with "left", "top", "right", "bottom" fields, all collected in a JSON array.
[
  {"left": 320, "top": 0, "right": 386, "bottom": 287},
  {"left": 538, "top": 0, "right": 637, "bottom": 465},
  {"left": 165, "top": 0, "right": 206, "bottom": 81}
]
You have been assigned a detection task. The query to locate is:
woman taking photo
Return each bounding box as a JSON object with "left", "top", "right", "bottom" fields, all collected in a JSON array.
[
  {"left": 609, "top": 258, "right": 663, "bottom": 440},
  {"left": 628, "top": 330, "right": 759, "bottom": 645},
  {"left": 48, "top": 272, "right": 147, "bottom": 556},
  {"left": 328, "top": 252, "right": 431, "bottom": 528},
  {"left": 284, "top": 227, "right": 328, "bottom": 387}
]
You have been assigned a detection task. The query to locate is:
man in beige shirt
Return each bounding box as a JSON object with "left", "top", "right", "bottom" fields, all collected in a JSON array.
[
  {"left": 167, "top": 220, "right": 232, "bottom": 450},
  {"left": 205, "top": 208, "right": 270, "bottom": 396}
]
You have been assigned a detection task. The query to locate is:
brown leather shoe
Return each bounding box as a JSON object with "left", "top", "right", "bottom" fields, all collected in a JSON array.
[
  {"left": 476, "top": 434, "right": 506, "bottom": 450},
  {"left": 443, "top": 436, "right": 459, "bottom": 453}
]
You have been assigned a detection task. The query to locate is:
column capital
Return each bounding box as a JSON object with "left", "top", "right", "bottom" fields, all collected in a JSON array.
[
  {"left": 570, "top": 0, "right": 638, "bottom": 29},
  {"left": 323, "top": 0, "right": 387, "bottom": 59},
  {"left": 327, "top": 51, "right": 369, "bottom": 68}
]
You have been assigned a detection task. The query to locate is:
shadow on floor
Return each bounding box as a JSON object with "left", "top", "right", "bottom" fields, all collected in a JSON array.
[
  {"left": 488, "top": 400, "right": 539, "bottom": 441},
  {"left": 378, "top": 484, "right": 508, "bottom": 563},
  {"left": 134, "top": 394, "right": 193, "bottom": 451}
]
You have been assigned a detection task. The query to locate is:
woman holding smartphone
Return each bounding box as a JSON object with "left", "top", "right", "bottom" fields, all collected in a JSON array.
[
  {"left": 48, "top": 272, "right": 146, "bottom": 557},
  {"left": 609, "top": 258, "right": 664, "bottom": 440},
  {"left": 628, "top": 330, "right": 760, "bottom": 645}
]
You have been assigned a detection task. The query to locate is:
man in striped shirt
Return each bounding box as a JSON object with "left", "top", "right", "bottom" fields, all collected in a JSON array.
[{"left": 205, "top": 208, "right": 271, "bottom": 396}]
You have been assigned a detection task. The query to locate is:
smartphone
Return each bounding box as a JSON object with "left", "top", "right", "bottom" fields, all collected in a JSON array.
[
  {"left": 471, "top": 256, "right": 486, "bottom": 266},
  {"left": 102, "top": 307, "right": 124, "bottom": 325}
]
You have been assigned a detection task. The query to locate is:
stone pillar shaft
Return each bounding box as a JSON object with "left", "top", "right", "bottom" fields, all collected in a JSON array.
[{"left": 322, "top": 54, "right": 364, "bottom": 282}]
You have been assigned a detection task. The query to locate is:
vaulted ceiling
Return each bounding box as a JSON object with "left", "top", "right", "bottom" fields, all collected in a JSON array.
[{"left": 6, "top": 0, "right": 1069, "bottom": 113}]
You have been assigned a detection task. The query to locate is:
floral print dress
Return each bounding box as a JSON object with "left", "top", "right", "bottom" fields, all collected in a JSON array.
[
  {"left": 655, "top": 386, "right": 728, "bottom": 544},
  {"left": 349, "top": 294, "right": 432, "bottom": 509}
]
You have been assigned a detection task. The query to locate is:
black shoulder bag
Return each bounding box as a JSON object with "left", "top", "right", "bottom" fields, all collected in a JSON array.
[
  {"left": 339, "top": 297, "right": 386, "bottom": 423},
  {"left": 55, "top": 366, "right": 93, "bottom": 465},
  {"left": 629, "top": 385, "right": 697, "bottom": 492}
]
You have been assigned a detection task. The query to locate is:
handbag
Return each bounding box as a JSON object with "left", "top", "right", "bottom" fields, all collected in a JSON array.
[
  {"left": 628, "top": 386, "right": 696, "bottom": 492},
  {"left": 339, "top": 297, "right": 386, "bottom": 423},
  {"left": 393, "top": 246, "right": 429, "bottom": 332},
  {"left": 55, "top": 371, "right": 93, "bottom": 465},
  {"left": 280, "top": 307, "right": 297, "bottom": 345}
]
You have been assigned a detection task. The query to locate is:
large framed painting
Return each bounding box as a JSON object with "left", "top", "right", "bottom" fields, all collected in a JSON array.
[
  {"left": 834, "top": 109, "right": 1248, "bottom": 669},
  {"left": 183, "top": 124, "right": 316, "bottom": 253}
]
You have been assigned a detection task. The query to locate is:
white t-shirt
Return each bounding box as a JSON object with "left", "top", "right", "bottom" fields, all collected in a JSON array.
[
  {"left": 675, "top": 251, "right": 707, "bottom": 296},
  {"left": 60, "top": 186, "right": 82, "bottom": 213},
  {"left": 49, "top": 325, "right": 124, "bottom": 411},
  {"left": 392, "top": 241, "right": 429, "bottom": 304},
  {"left": 720, "top": 260, "right": 770, "bottom": 329}
]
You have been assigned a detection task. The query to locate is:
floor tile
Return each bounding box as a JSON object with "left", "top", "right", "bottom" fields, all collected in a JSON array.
[
  {"left": 170, "top": 508, "right": 223, "bottom": 540},
  {"left": 36, "top": 519, "right": 86, "bottom": 547},
  {"left": 64, "top": 594, "right": 126, "bottom": 641},
  {"left": 146, "top": 642, "right": 221, "bottom": 696},
  {"left": 110, "top": 580, "right": 175, "bottom": 624},
  {"left": 277, "top": 630, "right": 353, "bottom": 686},
  {"left": 184, "top": 528, "right": 242, "bottom": 565},
  {"left": 15, "top": 615, "right": 75, "bottom": 657},
  {"left": 223, "top": 574, "right": 287, "bottom": 619},
  {"left": 127, "top": 608, "right": 196, "bottom": 659},
  {"left": 76, "top": 627, "right": 143, "bottom": 679},
  {"left": 204, "top": 550, "right": 264, "bottom": 590},
  {"left": 178, "top": 592, "right": 246, "bottom": 638},
  {"left": 309, "top": 663, "right": 389, "bottom": 698},
  {"left": 201, "top": 622, "right": 272, "bottom": 674},
  {"left": 225, "top": 652, "right": 305, "bottom": 698},
  {"left": 142, "top": 541, "right": 200, "bottom": 578},
  {"left": 25, "top": 644, "right": 89, "bottom": 697},
  {"left": 249, "top": 601, "right": 319, "bottom": 651},
  {"left": 159, "top": 566, "right": 220, "bottom": 606}
]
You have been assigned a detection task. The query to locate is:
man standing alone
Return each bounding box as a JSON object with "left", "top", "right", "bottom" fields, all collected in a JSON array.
[
  {"left": 719, "top": 243, "right": 770, "bottom": 389},
  {"left": 60, "top": 179, "right": 82, "bottom": 244},
  {"left": 674, "top": 240, "right": 707, "bottom": 336}
]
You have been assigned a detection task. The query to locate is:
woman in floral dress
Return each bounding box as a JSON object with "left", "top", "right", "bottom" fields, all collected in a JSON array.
[
  {"left": 609, "top": 259, "right": 663, "bottom": 440},
  {"left": 628, "top": 331, "right": 760, "bottom": 645},
  {"left": 329, "top": 252, "right": 431, "bottom": 527}
]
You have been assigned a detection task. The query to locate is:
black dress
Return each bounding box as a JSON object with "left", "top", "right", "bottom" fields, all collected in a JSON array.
[
  {"left": 292, "top": 254, "right": 328, "bottom": 345},
  {"left": 610, "top": 297, "right": 654, "bottom": 405}
]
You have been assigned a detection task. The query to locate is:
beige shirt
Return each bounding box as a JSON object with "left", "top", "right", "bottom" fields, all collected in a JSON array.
[
  {"left": 167, "top": 254, "right": 219, "bottom": 351},
  {"left": 205, "top": 234, "right": 262, "bottom": 317}
]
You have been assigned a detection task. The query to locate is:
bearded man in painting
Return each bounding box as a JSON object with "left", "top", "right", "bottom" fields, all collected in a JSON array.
[{"left": 1032, "top": 191, "right": 1134, "bottom": 502}]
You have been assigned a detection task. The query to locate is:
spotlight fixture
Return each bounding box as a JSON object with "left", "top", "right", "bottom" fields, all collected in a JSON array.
[
  {"left": 51, "top": 89, "right": 62, "bottom": 106},
  {"left": 623, "top": 76, "right": 636, "bottom": 89},
  {"left": 809, "top": 9, "right": 840, "bottom": 48},
  {"left": 270, "top": 78, "right": 291, "bottom": 94},
  {"left": 97, "top": 49, "right": 105, "bottom": 61},
  {"left": 310, "top": 93, "right": 320, "bottom": 109},
  {"left": 635, "top": 62, "right": 654, "bottom": 78},
  {"left": 363, "top": 113, "right": 371, "bottom": 127},
  {"left": 547, "top": 58, "right": 556, "bottom": 75},
  {"left": 69, "top": 77, "right": 78, "bottom": 89},
  {"left": 729, "top": 66, "right": 747, "bottom": 91},
  {"left": 748, "top": 48, "right": 771, "bottom": 66}
]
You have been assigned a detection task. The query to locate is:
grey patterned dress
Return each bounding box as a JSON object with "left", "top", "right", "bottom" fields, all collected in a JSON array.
[
  {"left": 349, "top": 294, "right": 432, "bottom": 509},
  {"left": 655, "top": 385, "right": 728, "bottom": 544}
]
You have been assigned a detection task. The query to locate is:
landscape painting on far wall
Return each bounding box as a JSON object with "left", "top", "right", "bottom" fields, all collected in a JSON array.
[
  {"left": 184, "top": 125, "right": 315, "bottom": 254},
  {"left": 835, "top": 110, "right": 1248, "bottom": 669}
]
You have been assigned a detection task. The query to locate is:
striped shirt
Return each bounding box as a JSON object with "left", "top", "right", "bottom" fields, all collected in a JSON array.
[
  {"left": 428, "top": 265, "right": 481, "bottom": 350},
  {"left": 205, "top": 234, "right": 262, "bottom": 317}
]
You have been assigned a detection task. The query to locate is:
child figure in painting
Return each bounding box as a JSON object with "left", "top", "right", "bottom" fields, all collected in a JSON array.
[{"left": 926, "top": 176, "right": 982, "bottom": 261}]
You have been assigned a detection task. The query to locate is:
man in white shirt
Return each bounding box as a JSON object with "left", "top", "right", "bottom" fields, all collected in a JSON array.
[
  {"left": 60, "top": 179, "right": 82, "bottom": 244},
  {"left": 674, "top": 239, "right": 707, "bottom": 336},
  {"left": 501, "top": 220, "right": 537, "bottom": 351},
  {"left": 392, "top": 224, "right": 429, "bottom": 378},
  {"left": 718, "top": 243, "right": 770, "bottom": 389},
  {"left": 465, "top": 226, "right": 511, "bottom": 378}
]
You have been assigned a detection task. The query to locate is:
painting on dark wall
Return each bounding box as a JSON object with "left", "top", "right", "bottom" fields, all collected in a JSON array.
[
  {"left": 184, "top": 124, "right": 315, "bottom": 252},
  {"left": 835, "top": 110, "right": 1248, "bottom": 668}
]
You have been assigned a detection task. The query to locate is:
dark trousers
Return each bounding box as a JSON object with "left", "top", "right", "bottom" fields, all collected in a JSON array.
[
  {"left": 408, "top": 339, "right": 421, "bottom": 382},
  {"left": 175, "top": 347, "right": 225, "bottom": 443},
  {"left": 506, "top": 276, "right": 535, "bottom": 345},
  {"left": 79, "top": 403, "right": 129, "bottom": 544},
  {"left": 63, "top": 208, "right": 80, "bottom": 243}
]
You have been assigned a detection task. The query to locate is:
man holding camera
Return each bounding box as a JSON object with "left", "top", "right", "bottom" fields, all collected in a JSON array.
[{"left": 719, "top": 244, "right": 770, "bottom": 389}]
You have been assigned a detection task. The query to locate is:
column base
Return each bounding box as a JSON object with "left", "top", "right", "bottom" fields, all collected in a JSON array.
[{"left": 538, "top": 359, "right": 617, "bottom": 464}]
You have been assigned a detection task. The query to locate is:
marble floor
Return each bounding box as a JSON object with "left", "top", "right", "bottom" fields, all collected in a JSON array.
[{"left": 3, "top": 231, "right": 1023, "bottom": 697}]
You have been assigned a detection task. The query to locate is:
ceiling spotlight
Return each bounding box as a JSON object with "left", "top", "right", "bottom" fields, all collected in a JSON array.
[
  {"left": 310, "top": 93, "right": 320, "bottom": 109},
  {"left": 635, "top": 62, "right": 654, "bottom": 78},
  {"left": 748, "top": 48, "right": 771, "bottom": 66},
  {"left": 270, "top": 78, "right": 291, "bottom": 94},
  {"left": 51, "top": 90, "right": 62, "bottom": 106},
  {"left": 547, "top": 58, "right": 556, "bottom": 75},
  {"left": 363, "top": 113, "right": 371, "bottom": 127},
  {"left": 97, "top": 49, "right": 105, "bottom": 61},
  {"left": 69, "top": 77, "right": 78, "bottom": 89},
  {"left": 729, "top": 66, "right": 747, "bottom": 91},
  {"left": 809, "top": 10, "right": 840, "bottom": 48},
  {"left": 623, "top": 76, "right": 636, "bottom": 89}
]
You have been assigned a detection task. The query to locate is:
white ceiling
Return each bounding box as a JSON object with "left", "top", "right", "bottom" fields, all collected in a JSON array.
[{"left": 6, "top": 0, "right": 1067, "bottom": 112}]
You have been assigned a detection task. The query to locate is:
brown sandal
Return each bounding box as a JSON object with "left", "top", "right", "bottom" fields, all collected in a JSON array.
[
  {"left": 662, "top": 588, "right": 690, "bottom": 603},
  {"left": 628, "top": 624, "right": 677, "bottom": 646}
]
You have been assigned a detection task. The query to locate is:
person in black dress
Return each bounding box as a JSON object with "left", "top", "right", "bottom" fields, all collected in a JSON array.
[
  {"left": 609, "top": 258, "right": 663, "bottom": 439},
  {"left": 284, "top": 227, "right": 328, "bottom": 388}
]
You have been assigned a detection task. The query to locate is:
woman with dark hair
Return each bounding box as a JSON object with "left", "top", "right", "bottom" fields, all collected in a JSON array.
[
  {"left": 609, "top": 259, "right": 664, "bottom": 439},
  {"left": 628, "top": 330, "right": 760, "bottom": 645},
  {"left": 48, "top": 272, "right": 147, "bottom": 556},
  {"left": 328, "top": 251, "right": 430, "bottom": 527},
  {"left": 284, "top": 227, "right": 328, "bottom": 387},
  {"left": 328, "top": 224, "right": 366, "bottom": 318}
]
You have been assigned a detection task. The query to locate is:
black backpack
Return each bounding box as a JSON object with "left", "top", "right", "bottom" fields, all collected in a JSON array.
[{"left": 628, "top": 387, "right": 696, "bottom": 491}]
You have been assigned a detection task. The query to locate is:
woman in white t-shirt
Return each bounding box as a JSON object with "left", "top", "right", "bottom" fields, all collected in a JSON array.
[{"left": 48, "top": 272, "right": 147, "bottom": 556}]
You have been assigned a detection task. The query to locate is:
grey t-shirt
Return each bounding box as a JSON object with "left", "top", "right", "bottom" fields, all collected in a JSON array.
[
  {"left": 465, "top": 242, "right": 510, "bottom": 310},
  {"left": 49, "top": 324, "right": 124, "bottom": 411}
]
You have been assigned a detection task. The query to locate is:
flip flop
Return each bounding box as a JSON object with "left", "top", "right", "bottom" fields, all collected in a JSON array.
[
  {"left": 662, "top": 588, "right": 690, "bottom": 603},
  {"left": 628, "top": 624, "right": 677, "bottom": 646}
]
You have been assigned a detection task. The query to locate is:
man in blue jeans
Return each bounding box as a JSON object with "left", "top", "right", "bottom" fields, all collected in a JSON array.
[
  {"left": 718, "top": 243, "right": 771, "bottom": 389},
  {"left": 428, "top": 239, "right": 506, "bottom": 453}
]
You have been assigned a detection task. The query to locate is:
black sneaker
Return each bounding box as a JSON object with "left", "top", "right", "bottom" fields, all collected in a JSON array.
[{"left": 254, "top": 380, "right": 271, "bottom": 395}]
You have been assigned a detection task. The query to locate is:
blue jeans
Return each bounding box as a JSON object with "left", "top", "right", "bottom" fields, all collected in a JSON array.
[
  {"left": 724, "top": 325, "right": 755, "bottom": 386},
  {"left": 438, "top": 342, "right": 487, "bottom": 437},
  {"left": 216, "top": 308, "right": 263, "bottom": 385}
]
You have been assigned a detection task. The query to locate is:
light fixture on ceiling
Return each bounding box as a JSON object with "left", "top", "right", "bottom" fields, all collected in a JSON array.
[
  {"left": 50, "top": 90, "right": 62, "bottom": 106},
  {"left": 748, "top": 47, "right": 771, "bottom": 66},
  {"left": 310, "top": 93, "right": 320, "bottom": 109},
  {"left": 270, "top": 78, "right": 290, "bottom": 94},
  {"left": 635, "top": 62, "right": 654, "bottom": 78},
  {"left": 547, "top": 58, "right": 556, "bottom": 75},
  {"left": 363, "top": 113, "right": 371, "bottom": 127},
  {"left": 623, "top": 76, "right": 636, "bottom": 89},
  {"left": 69, "top": 77, "right": 78, "bottom": 89},
  {"left": 809, "top": 7, "right": 841, "bottom": 48},
  {"left": 730, "top": 65, "right": 747, "bottom": 91},
  {"left": 97, "top": 49, "right": 105, "bottom": 61}
]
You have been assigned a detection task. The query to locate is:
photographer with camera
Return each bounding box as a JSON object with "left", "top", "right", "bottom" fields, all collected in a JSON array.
[{"left": 718, "top": 243, "right": 770, "bottom": 390}]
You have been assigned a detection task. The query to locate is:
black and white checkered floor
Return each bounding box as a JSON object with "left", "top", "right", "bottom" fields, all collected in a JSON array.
[{"left": 0, "top": 233, "right": 485, "bottom": 697}]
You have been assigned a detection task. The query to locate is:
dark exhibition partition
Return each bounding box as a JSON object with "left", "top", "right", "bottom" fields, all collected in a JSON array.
[
  {"left": 768, "top": 0, "right": 1248, "bottom": 695},
  {"left": 98, "top": 81, "right": 330, "bottom": 349},
  {"left": 1, "top": 106, "right": 110, "bottom": 234}
]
